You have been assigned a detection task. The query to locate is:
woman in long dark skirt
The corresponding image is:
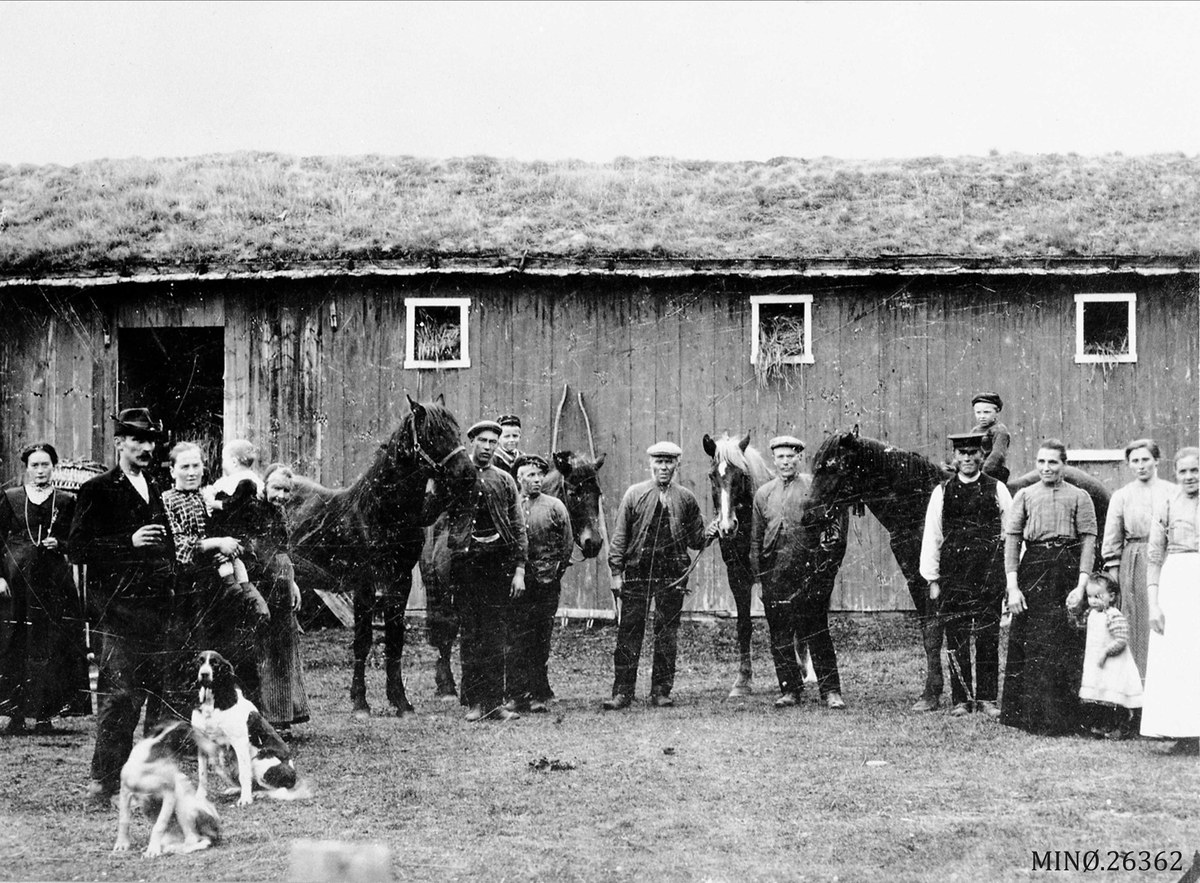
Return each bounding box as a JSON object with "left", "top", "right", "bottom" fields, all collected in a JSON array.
[
  {"left": 0, "top": 443, "right": 90, "bottom": 734},
  {"left": 257, "top": 464, "right": 310, "bottom": 738},
  {"left": 1001, "top": 439, "right": 1098, "bottom": 736}
]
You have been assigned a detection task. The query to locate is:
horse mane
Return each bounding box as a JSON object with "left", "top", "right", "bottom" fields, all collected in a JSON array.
[
  {"left": 844, "top": 432, "right": 948, "bottom": 485},
  {"left": 711, "top": 433, "right": 774, "bottom": 491}
]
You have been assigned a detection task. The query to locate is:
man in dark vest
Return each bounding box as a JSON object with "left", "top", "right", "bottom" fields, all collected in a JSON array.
[
  {"left": 919, "top": 432, "right": 1013, "bottom": 718},
  {"left": 71, "top": 408, "right": 176, "bottom": 801},
  {"left": 446, "top": 420, "right": 528, "bottom": 722}
]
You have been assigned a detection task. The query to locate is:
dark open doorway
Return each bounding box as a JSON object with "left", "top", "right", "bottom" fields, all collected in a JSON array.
[{"left": 118, "top": 327, "right": 225, "bottom": 486}]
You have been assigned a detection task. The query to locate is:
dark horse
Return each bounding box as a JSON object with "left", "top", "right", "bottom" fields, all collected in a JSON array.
[
  {"left": 422, "top": 449, "right": 607, "bottom": 699},
  {"left": 802, "top": 427, "right": 1111, "bottom": 710},
  {"left": 287, "top": 395, "right": 474, "bottom": 718},
  {"left": 703, "top": 432, "right": 851, "bottom": 698},
  {"left": 702, "top": 432, "right": 774, "bottom": 696}
]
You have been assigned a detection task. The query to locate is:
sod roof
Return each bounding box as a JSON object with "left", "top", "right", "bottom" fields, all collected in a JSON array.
[{"left": 0, "top": 151, "right": 1197, "bottom": 277}]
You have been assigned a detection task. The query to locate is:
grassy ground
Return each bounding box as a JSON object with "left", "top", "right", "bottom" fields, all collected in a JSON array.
[
  {"left": 2, "top": 152, "right": 1198, "bottom": 274},
  {"left": 1, "top": 615, "right": 1197, "bottom": 883}
]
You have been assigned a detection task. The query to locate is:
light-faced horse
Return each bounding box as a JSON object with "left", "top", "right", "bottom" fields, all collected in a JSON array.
[
  {"left": 702, "top": 432, "right": 775, "bottom": 696},
  {"left": 422, "top": 449, "right": 607, "bottom": 700},
  {"left": 802, "top": 427, "right": 1111, "bottom": 709},
  {"left": 287, "top": 396, "right": 473, "bottom": 718}
]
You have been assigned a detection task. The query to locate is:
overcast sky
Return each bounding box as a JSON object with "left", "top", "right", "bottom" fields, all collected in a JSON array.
[{"left": 3, "top": 0, "right": 1198, "bottom": 166}]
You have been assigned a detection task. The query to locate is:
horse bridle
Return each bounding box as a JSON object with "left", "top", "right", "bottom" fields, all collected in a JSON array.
[{"left": 407, "top": 415, "right": 465, "bottom": 475}]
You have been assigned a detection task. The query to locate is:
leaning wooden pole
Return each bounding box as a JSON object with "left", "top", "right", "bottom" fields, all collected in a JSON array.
[{"left": 578, "top": 391, "right": 617, "bottom": 623}]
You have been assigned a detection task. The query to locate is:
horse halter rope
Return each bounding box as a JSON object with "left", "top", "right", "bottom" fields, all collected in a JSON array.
[{"left": 407, "top": 414, "right": 465, "bottom": 475}]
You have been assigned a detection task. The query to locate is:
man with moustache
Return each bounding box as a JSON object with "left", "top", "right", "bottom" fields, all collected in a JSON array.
[
  {"left": 919, "top": 432, "right": 1013, "bottom": 718},
  {"left": 604, "top": 441, "right": 711, "bottom": 710},
  {"left": 71, "top": 409, "right": 176, "bottom": 802},
  {"left": 445, "top": 420, "right": 528, "bottom": 722}
]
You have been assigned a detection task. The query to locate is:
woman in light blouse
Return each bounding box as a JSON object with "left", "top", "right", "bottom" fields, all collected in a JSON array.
[
  {"left": 1139, "top": 447, "right": 1200, "bottom": 751},
  {"left": 1101, "top": 439, "right": 1175, "bottom": 685},
  {"left": 1001, "top": 439, "right": 1097, "bottom": 736}
]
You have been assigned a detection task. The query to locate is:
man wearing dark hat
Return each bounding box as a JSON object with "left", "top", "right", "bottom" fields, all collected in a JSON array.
[
  {"left": 504, "top": 454, "right": 573, "bottom": 713},
  {"left": 750, "top": 436, "right": 846, "bottom": 709},
  {"left": 444, "top": 420, "right": 528, "bottom": 722},
  {"left": 603, "top": 441, "right": 710, "bottom": 710},
  {"left": 919, "top": 432, "right": 1013, "bottom": 717},
  {"left": 491, "top": 415, "right": 524, "bottom": 479},
  {"left": 970, "top": 392, "right": 1012, "bottom": 483},
  {"left": 70, "top": 408, "right": 176, "bottom": 801}
]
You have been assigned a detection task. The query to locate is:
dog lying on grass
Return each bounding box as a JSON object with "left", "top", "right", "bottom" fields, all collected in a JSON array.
[
  {"left": 112, "top": 721, "right": 221, "bottom": 857},
  {"left": 191, "top": 650, "right": 312, "bottom": 804}
]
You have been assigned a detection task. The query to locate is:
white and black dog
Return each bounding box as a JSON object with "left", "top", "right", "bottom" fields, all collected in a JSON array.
[
  {"left": 191, "top": 650, "right": 310, "bottom": 805},
  {"left": 113, "top": 720, "right": 221, "bottom": 857}
]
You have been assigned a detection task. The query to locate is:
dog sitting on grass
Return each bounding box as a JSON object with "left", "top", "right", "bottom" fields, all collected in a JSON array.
[
  {"left": 112, "top": 721, "right": 221, "bottom": 857},
  {"left": 192, "top": 650, "right": 312, "bottom": 804}
]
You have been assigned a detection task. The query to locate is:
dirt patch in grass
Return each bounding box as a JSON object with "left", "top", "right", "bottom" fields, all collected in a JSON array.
[{"left": 2, "top": 614, "right": 1197, "bottom": 882}]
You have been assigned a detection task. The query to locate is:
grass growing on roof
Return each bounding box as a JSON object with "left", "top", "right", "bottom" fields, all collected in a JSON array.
[{"left": 1, "top": 151, "right": 1198, "bottom": 273}]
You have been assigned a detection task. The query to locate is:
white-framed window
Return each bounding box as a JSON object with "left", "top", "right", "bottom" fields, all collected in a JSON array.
[
  {"left": 404, "top": 297, "right": 471, "bottom": 369},
  {"left": 750, "top": 294, "right": 814, "bottom": 366},
  {"left": 1074, "top": 293, "right": 1137, "bottom": 364}
]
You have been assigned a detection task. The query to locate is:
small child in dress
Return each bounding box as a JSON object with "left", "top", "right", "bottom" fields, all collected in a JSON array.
[
  {"left": 202, "top": 440, "right": 269, "bottom": 621},
  {"left": 1070, "top": 572, "right": 1143, "bottom": 739},
  {"left": 971, "top": 392, "right": 1012, "bottom": 483}
]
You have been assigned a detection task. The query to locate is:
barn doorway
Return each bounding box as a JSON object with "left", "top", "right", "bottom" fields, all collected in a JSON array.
[{"left": 118, "top": 327, "right": 225, "bottom": 486}]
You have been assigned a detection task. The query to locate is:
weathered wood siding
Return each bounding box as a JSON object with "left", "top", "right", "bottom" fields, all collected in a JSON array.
[{"left": 2, "top": 271, "right": 1196, "bottom": 612}]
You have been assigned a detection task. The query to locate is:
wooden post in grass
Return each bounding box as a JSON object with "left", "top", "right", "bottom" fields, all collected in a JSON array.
[{"left": 289, "top": 840, "right": 391, "bottom": 883}]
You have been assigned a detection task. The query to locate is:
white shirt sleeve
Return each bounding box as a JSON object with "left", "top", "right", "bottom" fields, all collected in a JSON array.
[
  {"left": 995, "top": 481, "right": 1013, "bottom": 531},
  {"left": 919, "top": 484, "right": 945, "bottom": 583}
]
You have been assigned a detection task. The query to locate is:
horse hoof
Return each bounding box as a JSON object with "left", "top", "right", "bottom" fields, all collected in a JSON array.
[
  {"left": 727, "top": 682, "right": 753, "bottom": 698},
  {"left": 351, "top": 703, "right": 371, "bottom": 721},
  {"left": 911, "top": 695, "right": 941, "bottom": 713}
]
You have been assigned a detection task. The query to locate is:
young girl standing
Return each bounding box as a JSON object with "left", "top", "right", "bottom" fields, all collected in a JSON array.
[{"left": 1070, "top": 572, "right": 1142, "bottom": 738}]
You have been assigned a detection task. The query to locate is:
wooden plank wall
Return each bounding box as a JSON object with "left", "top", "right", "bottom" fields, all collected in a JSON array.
[{"left": 1, "top": 272, "right": 1196, "bottom": 614}]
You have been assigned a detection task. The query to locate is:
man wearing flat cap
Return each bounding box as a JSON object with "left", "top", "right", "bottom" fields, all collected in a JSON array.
[
  {"left": 504, "top": 454, "right": 573, "bottom": 713},
  {"left": 443, "top": 420, "right": 528, "bottom": 722},
  {"left": 919, "top": 432, "right": 1013, "bottom": 717},
  {"left": 604, "top": 441, "right": 709, "bottom": 710},
  {"left": 750, "top": 436, "right": 847, "bottom": 709},
  {"left": 70, "top": 408, "right": 176, "bottom": 801},
  {"left": 970, "top": 392, "right": 1012, "bottom": 483},
  {"left": 491, "top": 415, "right": 524, "bottom": 479}
]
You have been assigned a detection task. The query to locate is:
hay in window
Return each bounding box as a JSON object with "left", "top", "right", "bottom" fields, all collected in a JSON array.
[
  {"left": 755, "top": 309, "right": 807, "bottom": 387},
  {"left": 413, "top": 305, "right": 462, "bottom": 364}
]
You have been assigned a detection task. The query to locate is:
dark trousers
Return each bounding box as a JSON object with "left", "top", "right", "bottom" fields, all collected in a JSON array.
[
  {"left": 453, "top": 547, "right": 514, "bottom": 712},
  {"left": 794, "top": 589, "right": 842, "bottom": 698},
  {"left": 612, "top": 576, "right": 685, "bottom": 698},
  {"left": 506, "top": 576, "right": 561, "bottom": 703},
  {"left": 90, "top": 597, "right": 173, "bottom": 793},
  {"left": 763, "top": 600, "right": 803, "bottom": 696},
  {"left": 940, "top": 587, "right": 1002, "bottom": 705},
  {"left": 769, "top": 558, "right": 843, "bottom": 698}
]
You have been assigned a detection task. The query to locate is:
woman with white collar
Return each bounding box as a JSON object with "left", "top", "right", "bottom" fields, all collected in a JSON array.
[{"left": 0, "top": 443, "right": 89, "bottom": 734}]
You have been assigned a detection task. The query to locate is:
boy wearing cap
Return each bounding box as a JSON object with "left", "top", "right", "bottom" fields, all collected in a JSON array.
[
  {"left": 919, "top": 432, "right": 1012, "bottom": 717},
  {"left": 492, "top": 415, "right": 524, "bottom": 479},
  {"left": 971, "top": 393, "right": 1011, "bottom": 483},
  {"left": 445, "top": 420, "right": 528, "bottom": 722},
  {"left": 505, "top": 455, "right": 574, "bottom": 713},
  {"left": 604, "top": 441, "right": 709, "bottom": 710},
  {"left": 70, "top": 408, "right": 177, "bottom": 801}
]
